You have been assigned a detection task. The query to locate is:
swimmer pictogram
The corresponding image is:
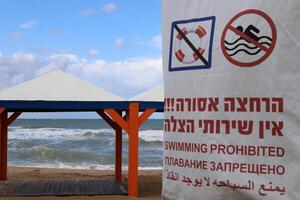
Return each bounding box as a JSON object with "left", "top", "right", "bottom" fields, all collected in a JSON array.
[{"left": 221, "top": 9, "right": 277, "bottom": 68}]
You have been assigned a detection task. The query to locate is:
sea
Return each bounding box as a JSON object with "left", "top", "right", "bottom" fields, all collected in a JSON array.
[{"left": 8, "top": 119, "right": 163, "bottom": 170}]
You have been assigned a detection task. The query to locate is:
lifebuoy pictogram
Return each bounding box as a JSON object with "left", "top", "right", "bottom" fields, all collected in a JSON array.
[{"left": 174, "top": 26, "right": 206, "bottom": 64}]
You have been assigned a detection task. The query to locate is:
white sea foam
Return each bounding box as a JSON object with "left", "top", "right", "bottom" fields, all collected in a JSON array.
[
  {"left": 9, "top": 127, "right": 114, "bottom": 140},
  {"left": 139, "top": 130, "right": 163, "bottom": 142},
  {"left": 9, "top": 126, "right": 163, "bottom": 142},
  {"left": 9, "top": 162, "right": 163, "bottom": 170},
  {"left": 8, "top": 121, "right": 163, "bottom": 169}
]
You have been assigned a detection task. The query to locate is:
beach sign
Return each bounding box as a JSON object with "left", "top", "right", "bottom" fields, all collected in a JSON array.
[
  {"left": 162, "top": 1, "right": 300, "bottom": 199},
  {"left": 168, "top": 16, "right": 216, "bottom": 71}
]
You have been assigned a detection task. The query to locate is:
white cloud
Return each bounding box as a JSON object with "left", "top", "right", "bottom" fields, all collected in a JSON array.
[
  {"left": 80, "top": 9, "right": 97, "bottom": 16},
  {"left": 115, "top": 38, "right": 124, "bottom": 47},
  {"left": 102, "top": 3, "right": 117, "bottom": 13},
  {"left": 0, "top": 53, "right": 162, "bottom": 98},
  {"left": 152, "top": 35, "right": 162, "bottom": 49},
  {"left": 20, "top": 21, "right": 36, "bottom": 29},
  {"left": 0, "top": 52, "right": 43, "bottom": 89},
  {"left": 87, "top": 49, "right": 99, "bottom": 56},
  {"left": 11, "top": 52, "right": 36, "bottom": 62}
]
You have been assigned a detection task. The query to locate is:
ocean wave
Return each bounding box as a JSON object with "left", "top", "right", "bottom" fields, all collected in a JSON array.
[
  {"left": 8, "top": 162, "right": 163, "bottom": 170},
  {"left": 9, "top": 126, "right": 23, "bottom": 129},
  {"left": 8, "top": 121, "right": 164, "bottom": 170},
  {"left": 11, "top": 146, "right": 101, "bottom": 162},
  {"left": 9, "top": 162, "right": 116, "bottom": 170},
  {"left": 8, "top": 127, "right": 163, "bottom": 142},
  {"left": 9, "top": 144, "right": 163, "bottom": 168},
  {"left": 139, "top": 130, "right": 163, "bottom": 142},
  {"left": 9, "top": 127, "right": 115, "bottom": 140}
]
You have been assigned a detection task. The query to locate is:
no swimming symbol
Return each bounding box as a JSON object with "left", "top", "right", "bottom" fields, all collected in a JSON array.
[
  {"left": 168, "top": 9, "right": 276, "bottom": 72},
  {"left": 221, "top": 9, "right": 277, "bottom": 67}
]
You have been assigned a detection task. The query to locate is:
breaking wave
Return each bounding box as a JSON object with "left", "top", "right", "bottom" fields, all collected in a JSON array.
[
  {"left": 9, "top": 127, "right": 163, "bottom": 142},
  {"left": 7, "top": 119, "right": 163, "bottom": 169}
]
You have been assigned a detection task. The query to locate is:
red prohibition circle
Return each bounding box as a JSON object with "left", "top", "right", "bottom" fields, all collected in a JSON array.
[{"left": 221, "top": 9, "right": 277, "bottom": 67}]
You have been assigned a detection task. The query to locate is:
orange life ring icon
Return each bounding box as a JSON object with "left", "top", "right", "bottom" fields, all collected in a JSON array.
[{"left": 174, "top": 26, "right": 206, "bottom": 64}]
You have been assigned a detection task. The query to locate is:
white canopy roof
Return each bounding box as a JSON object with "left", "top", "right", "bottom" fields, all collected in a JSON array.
[
  {"left": 0, "top": 70, "right": 124, "bottom": 101},
  {"left": 131, "top": 84, "right": 164, "bottom": 102}
]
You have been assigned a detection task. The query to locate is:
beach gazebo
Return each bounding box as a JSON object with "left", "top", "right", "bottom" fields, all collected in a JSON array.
[
  {"left": 98, "top": 84, "right": 164, "bottom": 197},
  {"left": 131, "top": 84, "right": 164, "bottom": 103},
  {"left": 0, "top": 70, "right": 163, "bottom": 197}
]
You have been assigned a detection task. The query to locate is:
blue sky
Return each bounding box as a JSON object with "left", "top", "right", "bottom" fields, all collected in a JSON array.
[
  {"left": 0, "top": 0, "right": 163, "bottom": 118},
  {"left": 0, "top": 0, "right": 161, "bottom": 60}
]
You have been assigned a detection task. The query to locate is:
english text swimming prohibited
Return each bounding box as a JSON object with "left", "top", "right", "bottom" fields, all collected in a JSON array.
[
  {"left": 168, "top": 16, "right": 216, "bottom": 72},
  {"left": 221, "top": 9, "right": 277, "bottom": 67}
]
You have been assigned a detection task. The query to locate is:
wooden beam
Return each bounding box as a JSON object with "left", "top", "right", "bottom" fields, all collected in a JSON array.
[
  {"left": 115, "top": 123, "right": 122, "bottom": 182},
  {"left": 0, "top": 109, "right": 7, "bottom": 180},
  {"left": 128, "top": 103, "right": 139, "bottom": 197},
  {"left": 6, "top": 112, "right": 22, "bottom": 127},
  {"left": 96, "top": 110, "right": 116, "bottom": 130},
  {"left": 138, "top": 109, "right": 156, "bottom": 127},
  {"left": 104, "top": 109, "right": 129, "bottom": 133}
]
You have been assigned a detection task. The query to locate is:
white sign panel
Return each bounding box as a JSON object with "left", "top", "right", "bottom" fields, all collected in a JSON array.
[{"left": 162, "top": 1, "right": 300, "bottom": 200}]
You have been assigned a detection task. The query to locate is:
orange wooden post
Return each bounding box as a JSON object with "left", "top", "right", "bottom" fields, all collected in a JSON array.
[
  {"left": 115, "top": 123, "right": 122, "bottom": 182},
  {"left": 114, "top": 111, "right": 123, "bottom": 182},
  {"left": 0, "top": 109, "right": 7, "bottom": 180},
  {"left": 105, "top": 103, "right": 156, "bottom": 197},
  {"left": 128, "top": 103, "right": 139, "bottom": 197}
]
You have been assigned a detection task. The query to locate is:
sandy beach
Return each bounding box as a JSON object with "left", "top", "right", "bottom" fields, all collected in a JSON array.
[{"left": 0, "top": 167, "right": 162, "bottom": 200}]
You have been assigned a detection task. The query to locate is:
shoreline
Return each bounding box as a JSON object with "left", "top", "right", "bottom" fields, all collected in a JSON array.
[
  {"left": 1, "top": 166, "right": 162, "bottom": 200},
  {"left": 8, "top": 165, "right": 163, "bottom": 171}
]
